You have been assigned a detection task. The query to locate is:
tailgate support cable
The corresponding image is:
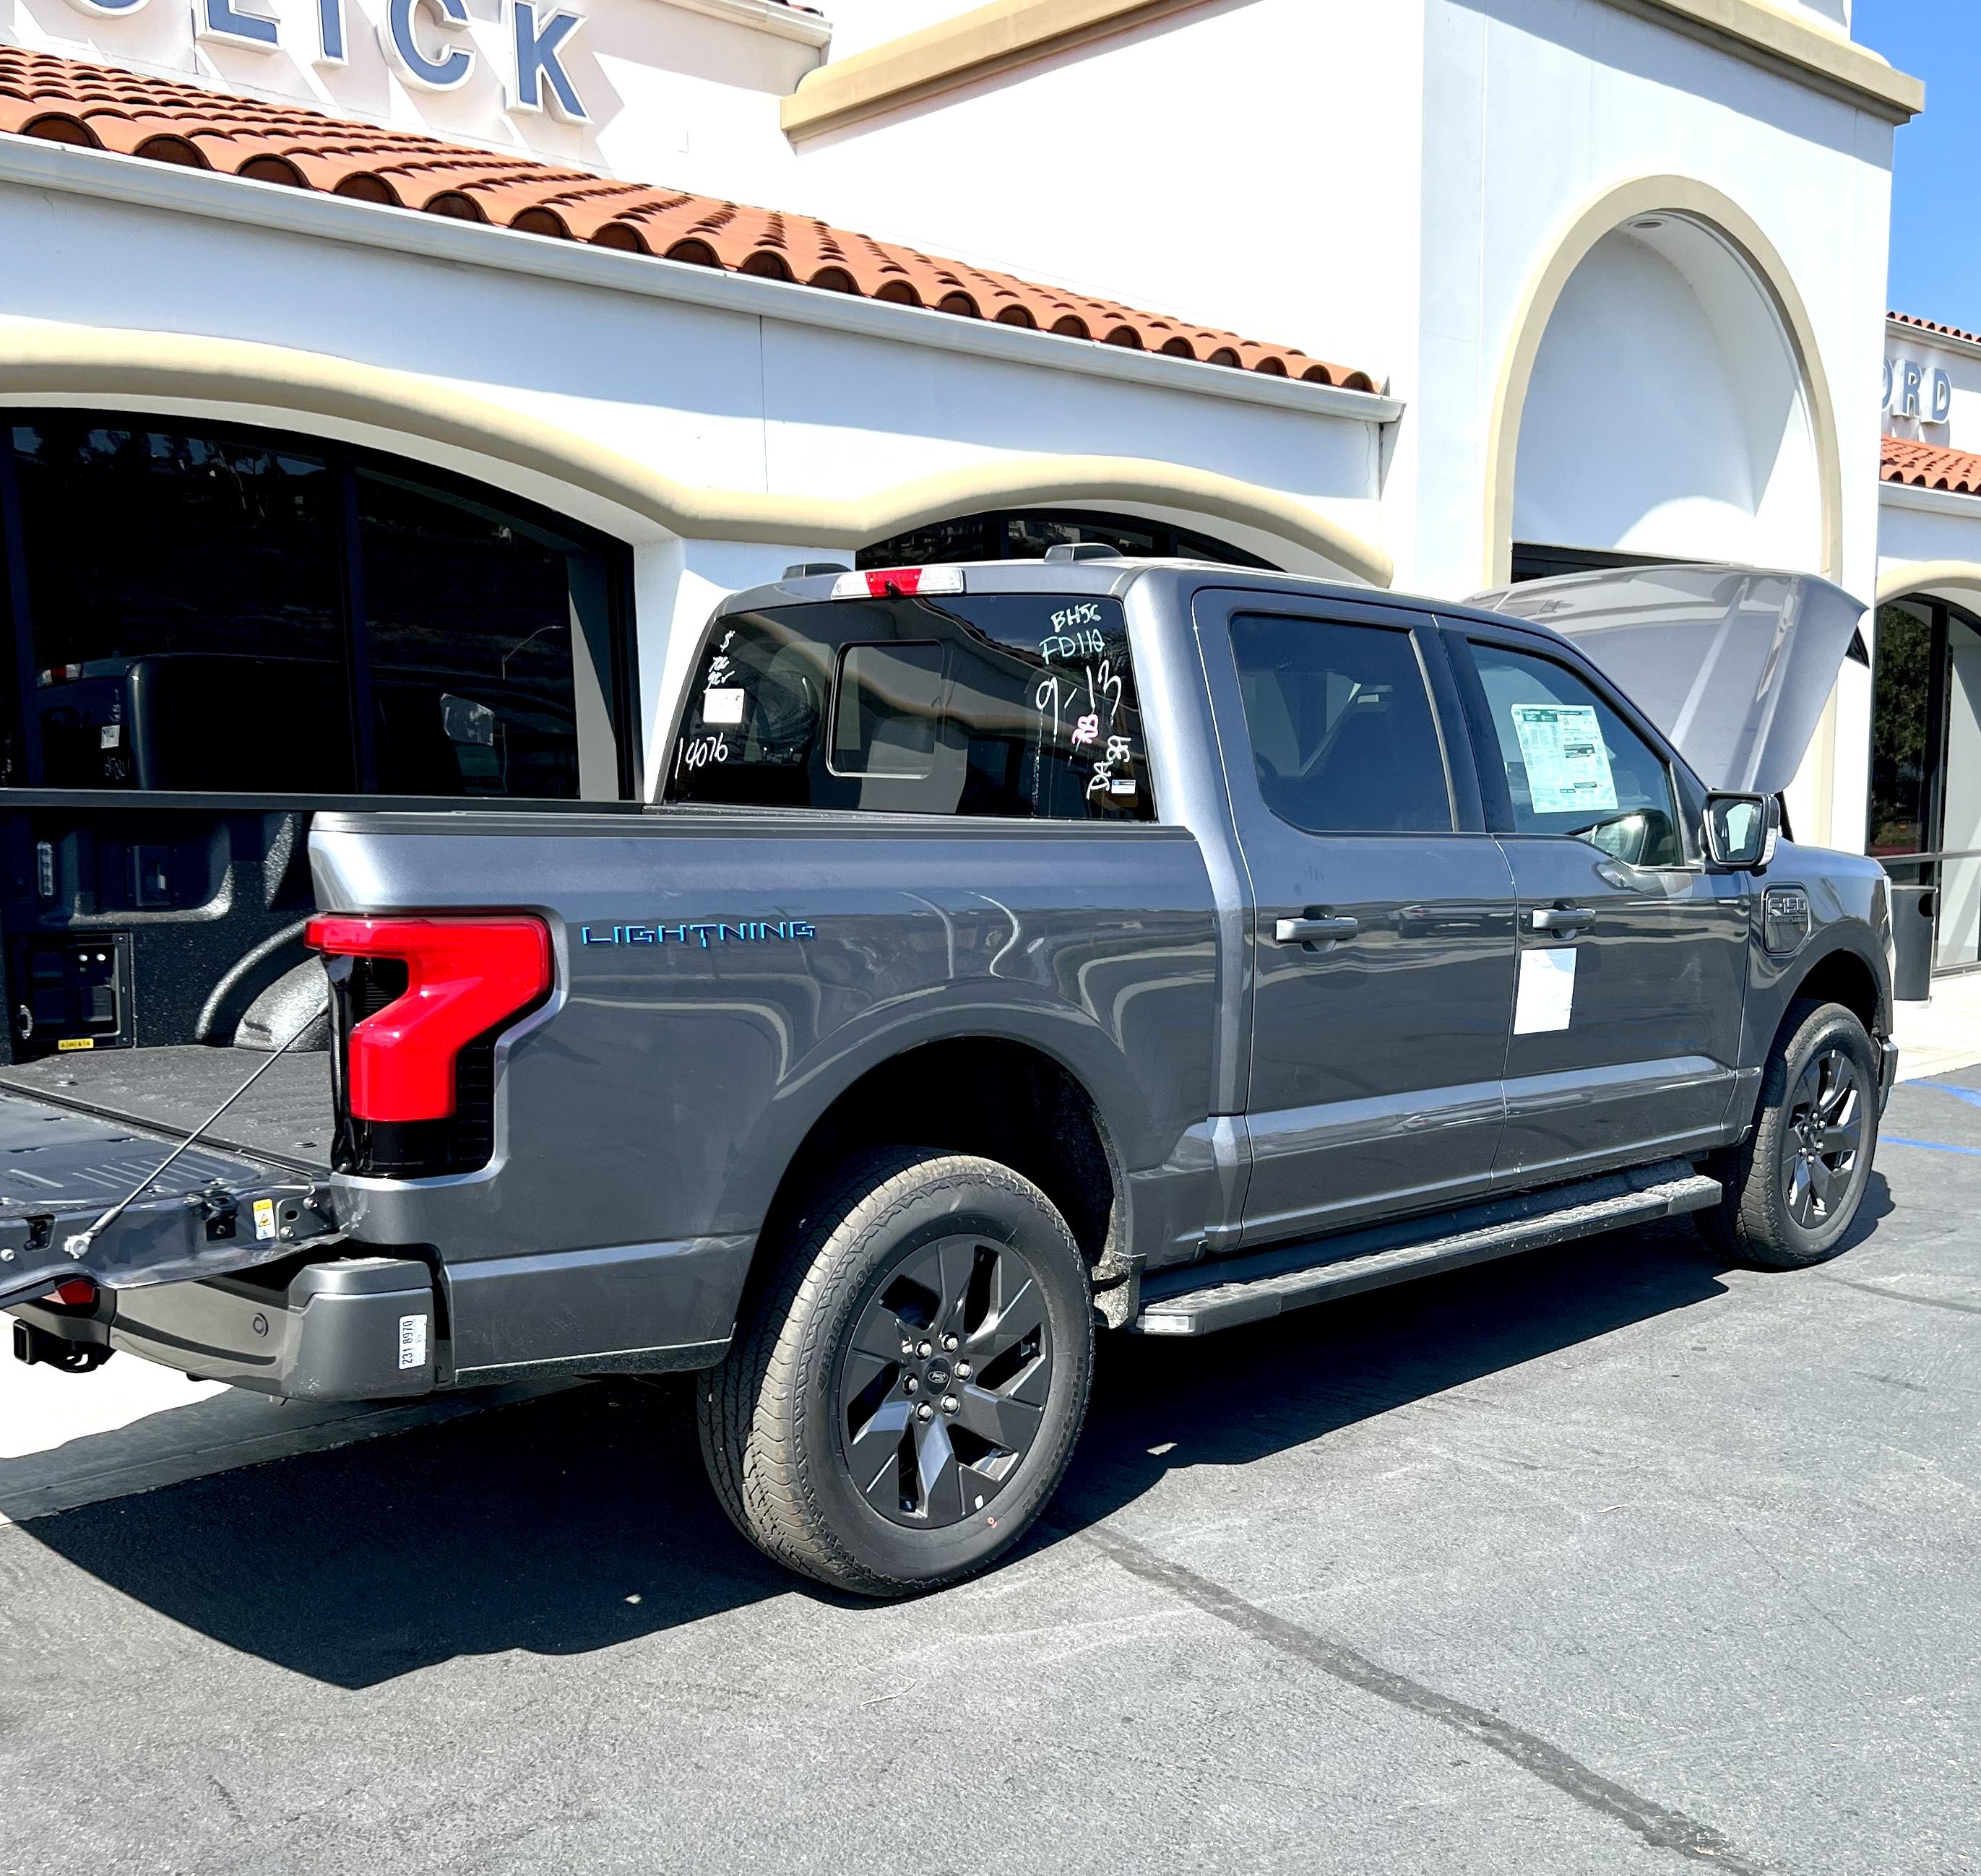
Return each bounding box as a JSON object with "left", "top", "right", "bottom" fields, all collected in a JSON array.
[{"left": 62, "top": 1023, "right": 315, "bottom": 1263}]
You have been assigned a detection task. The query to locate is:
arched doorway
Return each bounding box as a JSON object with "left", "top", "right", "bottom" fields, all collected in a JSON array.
[{"left": 1511, "top": 214, "right": 1824, "bottom": 579}]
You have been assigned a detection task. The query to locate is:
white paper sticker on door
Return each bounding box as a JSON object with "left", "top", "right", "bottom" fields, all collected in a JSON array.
[
  {"left": 399, "top": 1313, "right": 429, "bottom": 1370},
  {"left": 702, "top": 687, "right": 746, "bottom": 726},
  {"left": 1509, "top": 704, "right": 1617, "bottom": 816},
  {"left": 1514, "top": 947, "right": 1576, "bottom": 1034}
]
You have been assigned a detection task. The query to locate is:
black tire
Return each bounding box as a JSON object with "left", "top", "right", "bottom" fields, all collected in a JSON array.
[
  {"left": 698, "top": 1148, "right": 1094, "bottom": 1596},
  {"left": 1699, "top": 998, "right": 1880, "bottom": 1269}
]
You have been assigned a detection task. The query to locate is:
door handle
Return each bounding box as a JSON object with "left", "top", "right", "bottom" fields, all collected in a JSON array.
[
  {"left": 1274, "top": 915, "right": 1360, "bottom": 946},
  {"left": 1530, "top": 905, "right": 1596, "bottom": 933}
]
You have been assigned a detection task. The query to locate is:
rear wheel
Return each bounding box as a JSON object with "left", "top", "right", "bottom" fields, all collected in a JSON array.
[
  {"left": 698, "top": 1149, "right": 1094, "bottom": 1596},
  {"left": 1700, "top": 999, "right": 1879, "bottom": 1269}
]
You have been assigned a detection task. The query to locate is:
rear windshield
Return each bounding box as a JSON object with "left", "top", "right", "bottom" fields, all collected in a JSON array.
[{"left": 665, "top": 594, "right": 1150, "bottom": 821}]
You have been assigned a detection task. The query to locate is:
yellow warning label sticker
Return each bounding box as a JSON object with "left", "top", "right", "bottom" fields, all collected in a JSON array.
[
  {"left": 253, "top": 1198, "right": 278, "bottom": 1242},
  {"left": 56, "top": 1037, "right": 95, "bottom": 1052}
]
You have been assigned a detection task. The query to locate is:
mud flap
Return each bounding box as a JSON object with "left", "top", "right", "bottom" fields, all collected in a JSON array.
[{"left": 0, "top": 1089, "right": 337, "bottom": 1311}]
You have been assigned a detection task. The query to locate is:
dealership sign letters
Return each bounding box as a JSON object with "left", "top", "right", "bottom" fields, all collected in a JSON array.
[{"left": 62, "top": 0, "right": 590, "bottom": 121}]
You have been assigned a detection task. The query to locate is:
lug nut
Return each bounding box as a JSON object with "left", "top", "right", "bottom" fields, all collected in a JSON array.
[
  {"left": 917, "top": 1340, "right": 933, "bottom": 1359},
  {"left": 954, "top": 1361, "right": 971, "bottom": 1379},
  {"left": 942, "top": 1333, "right": 959, "bottom": 1352},
  {"left": 941, "top": 1395, "right": 959, "bottom": 1414},
  {"left": 917, "top": 1403, "right": 934, "bottom": 1422},
  {"left": 904, "top": 1375, "right": 918, "bottom": 1393},
  {"left": 900, "top": 1339, "right": 915, "bottom": 1357}
]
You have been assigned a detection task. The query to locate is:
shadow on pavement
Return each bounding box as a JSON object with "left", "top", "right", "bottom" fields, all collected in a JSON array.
[{"left": 1, "top": 1195, "right": 1896, "bottom": 1687}]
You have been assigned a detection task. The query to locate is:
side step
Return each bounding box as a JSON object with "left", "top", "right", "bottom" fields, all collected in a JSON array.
[{"left": 1132, "top": 1159, "right": 1720, "bottom": 1337}]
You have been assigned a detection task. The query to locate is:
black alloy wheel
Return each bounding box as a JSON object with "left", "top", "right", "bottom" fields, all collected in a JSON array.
[
  {"left": 834, "top": 1232, "right": 1053, "bottom": 1529},
  {"left": 1699, "top": 998, "right": 1881, "bottom": 1269},
  {"left": 698, "top": 1149, "right": 1093, "bottom": 1595},
  {"left": 1782, "top": 1042, "right": 1865, "bottom": 1229}
]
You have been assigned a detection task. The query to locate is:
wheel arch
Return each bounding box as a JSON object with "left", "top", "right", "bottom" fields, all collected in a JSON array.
[
  {"left": 1786, "top": 943, "right": 1887, "bottom": 1041},
  {"left": 744, "top": 1033, "right": 1135, "bottom": 1299}
]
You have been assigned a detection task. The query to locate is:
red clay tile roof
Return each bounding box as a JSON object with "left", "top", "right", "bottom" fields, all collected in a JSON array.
[
  {"left": 1882, "top": 433, "right": 1981, "bottom": 496},
  {"left": 1890, "top": 309, "right": 1981, "bottom": 347},
  {"left": 0, "top": 46, "right": 1377, "bottom": 393}
]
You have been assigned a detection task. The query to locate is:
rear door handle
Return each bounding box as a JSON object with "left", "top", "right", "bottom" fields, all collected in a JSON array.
[
  {"left": 1274, "top": 915, "right": 1360, "bottom": 945},
  {"left": 1530, "top": 906, "right": 1596, "bottom": 933}
]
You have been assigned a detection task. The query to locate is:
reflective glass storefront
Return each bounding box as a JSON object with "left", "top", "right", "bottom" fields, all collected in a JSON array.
[
  {"left": 0, "top": 413, "right": 636, "bottom": 801},
  {"left": 1870, "top": 595, "right": 1981, "bottom": 974}
]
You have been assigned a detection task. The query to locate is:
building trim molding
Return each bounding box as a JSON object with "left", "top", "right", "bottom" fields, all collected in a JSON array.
[
  {"left": 782, "top": 0, "right": 1207, "bottom": 141},
  {"left": 1881, "top": 483, "right": 1981, "bottom": 520},
  {"left": 1607, "top": 0, "right": 1921, "bottom": 124},
  {"left": 1887, "top": 317, "right": 1981, "bottom": 365},
  {"left": 0, "top": 321, "right": 1395, "bottom": 584},
  {"left": 782, "top": 0, "right": 1921, "bottom": 143},
  {"left": 668, "top": 0, "right": 834, "bottom": 48},
  {"left": 1481, "top": 175, "right": 1844, "bottom": 590},
  {"left": 1877, "top": 561, "right": 1981, "bottom": 606}
]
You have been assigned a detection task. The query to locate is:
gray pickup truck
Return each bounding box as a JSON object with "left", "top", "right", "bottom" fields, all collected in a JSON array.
[{"left": 1, "top": 556, "right": 1895, "bottom": 1594}]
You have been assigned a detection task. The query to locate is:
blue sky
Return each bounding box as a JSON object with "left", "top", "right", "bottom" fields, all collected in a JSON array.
[{"left": 1856, "top": 0, "right": 1981, "bottom": 326}]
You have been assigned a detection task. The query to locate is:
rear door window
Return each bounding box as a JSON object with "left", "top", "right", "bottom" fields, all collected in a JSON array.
[
  {"left": 668, "top": 593, "right": 1151, "bottom": 820},
  {"left": 1229, "top": 614, "right": 1454, "bottom": 833}
]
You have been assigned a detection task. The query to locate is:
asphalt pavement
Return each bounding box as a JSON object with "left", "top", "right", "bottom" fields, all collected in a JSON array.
[{"left": 3, "top": 1076, "right": 1980, "bottom": 1875}]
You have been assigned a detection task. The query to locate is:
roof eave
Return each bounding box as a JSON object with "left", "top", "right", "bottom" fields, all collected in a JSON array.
[{"left": 0, "top": 130, "right": 1403, "bottom": 425}]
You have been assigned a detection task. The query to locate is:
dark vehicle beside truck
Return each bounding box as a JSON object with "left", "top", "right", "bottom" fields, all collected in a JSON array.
[{"left": 3, "top": 555, "right": 1894, "bottom": 1594}]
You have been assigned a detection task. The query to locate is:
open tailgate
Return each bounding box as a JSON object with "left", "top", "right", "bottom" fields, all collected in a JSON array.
[{"left": 0, "top": 1086, "right": 337, "bottom": 1311}]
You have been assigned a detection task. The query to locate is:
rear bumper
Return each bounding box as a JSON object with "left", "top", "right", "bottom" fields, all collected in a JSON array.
[{"left": 101, "top": 1255, "right": 440, "bottom": 1401}]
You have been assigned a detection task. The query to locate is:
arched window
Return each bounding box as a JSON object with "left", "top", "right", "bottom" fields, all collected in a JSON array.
[
  {"left": 0, "top": 412, "right": 634, "bottom": 800},
  {"left": 856, "top": 508, "right": 1277, "bottom": 572}
]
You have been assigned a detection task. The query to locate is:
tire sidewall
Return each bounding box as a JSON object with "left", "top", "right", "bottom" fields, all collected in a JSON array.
[
  {"left": 795, "top": 1167, "right": 1092, "bottom": 1588},
  {"left": 1746, "top": 1003, "right": 1881, "bottom": 1264}
]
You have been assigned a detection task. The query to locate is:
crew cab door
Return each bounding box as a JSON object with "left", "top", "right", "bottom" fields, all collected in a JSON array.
[
  {"left": 1196, "top": 593, "right": 1517, "bottom": 1244},
  {"left": 1443, "top": 623, "right": 1751, "bottom": 1183}
]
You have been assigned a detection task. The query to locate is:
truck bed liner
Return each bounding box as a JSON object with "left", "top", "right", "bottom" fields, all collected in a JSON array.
[{"left": 0, "top": 1048, "right": 333, "bottom": 1172}]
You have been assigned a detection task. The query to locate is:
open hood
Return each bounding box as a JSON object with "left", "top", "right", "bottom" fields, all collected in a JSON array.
[{"left": 1467, "top": 565, "right": 1865, "bottom": 796}]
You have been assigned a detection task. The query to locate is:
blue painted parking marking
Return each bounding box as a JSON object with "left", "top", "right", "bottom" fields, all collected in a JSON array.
[
  {"left": 1883, "top": 1135, "right": 1981, "bottom": 1158},
  {"left": 1929, "top": 1085, "right": 1981, "bottom": 1110}
]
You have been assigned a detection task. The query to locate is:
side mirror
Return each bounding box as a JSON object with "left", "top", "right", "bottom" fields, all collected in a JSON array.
[{"left": 1703, "top": 792, "right": 1778, "bottom": 871}]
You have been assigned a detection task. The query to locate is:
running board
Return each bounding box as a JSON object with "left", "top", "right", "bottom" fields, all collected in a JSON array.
[{"left": 1131, "top": 1159, "right": 1720, "bottom": 1338}]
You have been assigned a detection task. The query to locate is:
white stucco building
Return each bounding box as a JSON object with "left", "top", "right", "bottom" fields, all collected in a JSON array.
[{"left": 0, "top": 0, "right": 1934, "bottom": 859}]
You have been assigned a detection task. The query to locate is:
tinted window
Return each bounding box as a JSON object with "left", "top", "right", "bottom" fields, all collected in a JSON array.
[
  {"left": 1, "top": 418, "right": 627, "bottom": 800},
  {"left": 857, "top": 508, "right": 1276, "bottom": 571},
  {"left": 1228, "top": 614, "right": 1452, "bottom": 834},
  {"left": 1468, "top": 640, "right": 1681, "bottom": 863},
  {"left": 668, "top": 593, "right": 1150, "bottom": 820},
  {"left": 14, "top": 421, "right": 350, "bottom": 790},
  {"left": 1869, "top": 599, "right": 1933, "bottom": 855},
  {"left": 358, "top": 472, "right": 616, "bottom": 800}
]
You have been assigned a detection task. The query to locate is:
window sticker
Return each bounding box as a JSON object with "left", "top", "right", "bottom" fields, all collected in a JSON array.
[
  {"left": 702, "top": 687, "right": 746, "bottom": 726},
  {"left": 1509, "top": 704, "right": 1616, "bottom": 816},
  {"left": 1514, "top": 946, "right": 1576, "bottom": 1034}
]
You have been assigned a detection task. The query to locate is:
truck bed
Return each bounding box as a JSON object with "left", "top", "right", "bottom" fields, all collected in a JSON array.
[{"left": 0, "top": 1048, "right": 334, "bottom": 1172}]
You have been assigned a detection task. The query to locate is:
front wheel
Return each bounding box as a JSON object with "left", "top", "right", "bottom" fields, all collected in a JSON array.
[
  {"left": 698, "top": 1149, "right": 1094, "bottom": 1596},
  {"left": 1700, "top": 998, "right": 1881, "bottom": 1269}
]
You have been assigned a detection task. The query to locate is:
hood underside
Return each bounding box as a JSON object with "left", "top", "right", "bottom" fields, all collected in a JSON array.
[{"left": 1468, "top": 564, "right": 1865, "bottom": 797}]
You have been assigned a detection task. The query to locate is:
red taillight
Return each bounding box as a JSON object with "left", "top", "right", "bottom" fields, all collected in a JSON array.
[
  {"left": 42, "top": 1279, "right": 95, "bottom": 1307},
  {"left": 305, "top": 916, "right": 551, "bottom": 1123}
]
